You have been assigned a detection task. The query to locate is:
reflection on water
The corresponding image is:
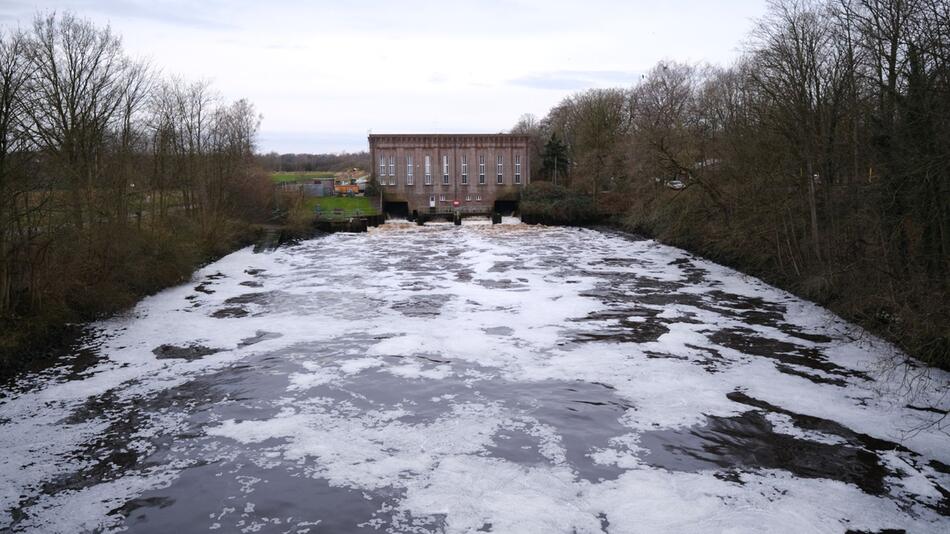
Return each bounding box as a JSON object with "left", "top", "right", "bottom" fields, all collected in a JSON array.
[{"left": 0, "top": 222, "right": 947, "bottom": 533}]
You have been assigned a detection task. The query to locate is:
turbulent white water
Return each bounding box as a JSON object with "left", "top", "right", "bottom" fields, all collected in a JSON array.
[{"left": 1, "top": 221, "right": 948, "bottom": 533}]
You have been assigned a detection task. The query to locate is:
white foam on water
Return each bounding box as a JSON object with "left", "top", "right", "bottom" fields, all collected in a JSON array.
[
  {"left": 338, "top": 357, "right": 386, "bottom": 375},
  {"left": 207, "top": 400, "right": 508, "bottom": 491},
  {"left": 1, "top": 223, "right": 948, "bottom": 532}
]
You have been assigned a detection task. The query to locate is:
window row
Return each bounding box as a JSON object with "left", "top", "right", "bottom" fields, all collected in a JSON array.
[
  {"left": 377, "top": 153, "right": 522, "bottom": 186},
  {"left": 432, "top": 193, "right": 483, "bottom": 202}
]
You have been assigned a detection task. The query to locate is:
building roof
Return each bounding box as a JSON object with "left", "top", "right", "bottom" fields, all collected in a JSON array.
[{"left": 368, "top": 133, "right": 530, "bottom": 140}]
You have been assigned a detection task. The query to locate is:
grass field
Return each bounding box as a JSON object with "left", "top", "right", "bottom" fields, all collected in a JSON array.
[
  {"left": 271, "top": 171, "right": 337, "bottom": 183},
  {"left": 304, "top": 196, "right": 379, "bottom": 217}
]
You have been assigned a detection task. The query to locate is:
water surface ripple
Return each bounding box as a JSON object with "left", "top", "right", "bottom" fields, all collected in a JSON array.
[{"left": 1, "top": 221, "right": 948, "bottom": 533}]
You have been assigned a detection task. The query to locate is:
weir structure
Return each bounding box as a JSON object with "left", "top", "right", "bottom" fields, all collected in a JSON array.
[{"left": 368, "top": 133, "right": 531, "bottom": 222}]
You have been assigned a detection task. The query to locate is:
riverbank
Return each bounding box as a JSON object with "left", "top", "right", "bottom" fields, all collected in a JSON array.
[
  {"left": 2, "top": 222, "right": 945, "bottom": 532},
  {"left": 588, "top": 214, "right": 950, "bottom": 371},
  {"left": 0, "top": 217, "right": 320, "bottom": 380},
  {"left": 517, "top": 180, "right": 948, "bottom": 370},
  {"left": 0, "top": 222, "right": 248, "bottom": 378}
]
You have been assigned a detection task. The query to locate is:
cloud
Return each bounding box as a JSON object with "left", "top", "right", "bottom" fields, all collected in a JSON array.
[
  {"left": 258, "top": 131, "right": 369, "bottom": 154},
  {"left": 6, "top": 0, "right": 235, "bottom": 31},
  {"left": 0, "top": 0, "right": 34, "bottom": 24},
  {"left": 97, "top": 0, "right": 236, "bottom": 30},
  {"left": 2, "top": 1, "right": 764, "bottom": 153},
  {"left": 264, "top": 42, "right": 306, "bottom": 51},
  {"left": 508, "top": 70, "right": 645, "bottom": 91}
]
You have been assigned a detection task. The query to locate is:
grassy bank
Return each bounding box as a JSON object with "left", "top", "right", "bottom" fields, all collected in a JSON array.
[
  {"left": 305, "top": 196, "right": 378, "bottom": 216},
  {"left": 271, "top": 171, "right": 336, "bottom": 183}
]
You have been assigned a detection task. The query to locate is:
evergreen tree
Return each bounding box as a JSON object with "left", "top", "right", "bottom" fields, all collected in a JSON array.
[{"left": 541, "top": 133, "right": 569, "bottom": 184}]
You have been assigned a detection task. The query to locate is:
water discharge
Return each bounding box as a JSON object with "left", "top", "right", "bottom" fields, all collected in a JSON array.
[{"left": 1, "top": 221, "right": 948, "bottom": 533}]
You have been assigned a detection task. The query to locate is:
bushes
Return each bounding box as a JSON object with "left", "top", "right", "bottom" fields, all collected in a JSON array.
[
  {"left": 513, "top": 0, "right": 950, "bottom": 369},
  {"left": 0, "top": 214, "right": 262, "bottom": 375},
  {"left": 520, "top": 182, "right": 598, "bottom": 226},
  {"left": 0, "top": 13, "right": 276, "bottom": 375},
  {"left": 615, "top": 182, "right": 950, "bottom": 370}
]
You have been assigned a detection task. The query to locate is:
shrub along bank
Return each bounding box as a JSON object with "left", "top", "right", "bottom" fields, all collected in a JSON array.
[
  {"left": 511, "top": 0, "right": 949, "bottom": 370},
  {"left": 520, "top": 182, "right": 597, "bottom": 225},
  {"left": 0, "top": 217, "right": 268, "bottom": 377},
  {"left": 0, "top": 14, "right": 276, "bottom": 376},
  {"left": 614, "top": 188, "right": 949, "bottom": 371},
  {"left": 519, "top": 179, "right": 948, "bottom": 370}
]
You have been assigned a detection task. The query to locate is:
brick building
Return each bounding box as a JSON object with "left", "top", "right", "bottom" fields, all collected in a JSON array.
[{"left": 368, "top": 134, "right": 531, "bottom": 217}]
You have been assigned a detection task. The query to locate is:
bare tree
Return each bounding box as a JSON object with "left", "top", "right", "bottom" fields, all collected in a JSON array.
[
  {"left": 0, "top": 29, "right": 31, "bottom": 316},
  {"left": 522, "top": 0, "right": 949, "bottom": 370},
  {"left": 0, "top": 12, "right": 272, "bottom": 369},
  {"left": 748, "top": 0, "right": 848, "bottom": 264},
  {"left": 25, "top": 12, "right": 148, "bottom": 229}
]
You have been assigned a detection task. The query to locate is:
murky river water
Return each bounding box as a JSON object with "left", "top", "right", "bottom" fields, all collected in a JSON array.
[{"left": 1, "top": 221, "right": 948, "bottom": 533}]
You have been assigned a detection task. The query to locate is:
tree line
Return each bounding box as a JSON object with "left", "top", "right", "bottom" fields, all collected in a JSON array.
[
  {"left": 0, "top": 13, "right": 271, "bottom": 368},
  {"left": 516, "top": 0, "right": 949, "bottom": 368},
  {"left": 257, "top": 151, "right": 370, "bottom": 173}
]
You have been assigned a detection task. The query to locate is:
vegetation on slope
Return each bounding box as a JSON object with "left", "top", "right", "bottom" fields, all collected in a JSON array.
[
  {"left": 514, "top": 0, "right": 950, "bottom": 368},
  {"left": 520, "top": 183, "right": 596, "bottom": 225},
  {"left": 0, "top": 14, "right": 273, "bottom": 373}
]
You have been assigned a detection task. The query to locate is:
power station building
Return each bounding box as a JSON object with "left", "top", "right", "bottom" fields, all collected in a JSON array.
[{"left": 368, "top": 133, "right": 531, "bottom": 217}]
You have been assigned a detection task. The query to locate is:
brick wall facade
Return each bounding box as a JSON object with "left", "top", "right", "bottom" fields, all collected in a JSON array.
[{"left": 368, "top": 134, "right": 531, "bottom": 214}]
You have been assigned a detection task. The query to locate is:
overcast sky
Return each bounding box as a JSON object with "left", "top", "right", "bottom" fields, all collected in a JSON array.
[{"left": 1, "top": 0, "right": 768, "bottom": 153}]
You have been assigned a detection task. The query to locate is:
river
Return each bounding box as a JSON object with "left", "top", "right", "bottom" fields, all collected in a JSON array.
[{"left": 1, "top": 220, "right": 948, "bottom": 533}]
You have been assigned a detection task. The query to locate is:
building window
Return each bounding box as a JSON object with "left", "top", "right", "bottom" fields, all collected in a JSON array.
[
  {"left": 496, "top": 155, "right": 503, "bottom": 184},
  {"left": 465, "top": 194, "right": 471, "bottom": 201},
  {"left": 442, "top": 155, "right": 449, "bottom": 185},
  {"left": 439, "top": 193, "right": 446, "bottom": 202},
  {"left": 461, "top": 155, "right": 468, "bottom": 184},
  {"left": 476, "top": 193, "right": 482, "bottom": 201},
  {"left": 478, "top": 155, "right": 486, "bottom": 184},
  {"left": 379, "top": 156, "right": 386, "bottom": 182},
  {"left": 424, "top": 155, "right": 432, "bottom": 185},
  {"left": 389, "top": 155, "right": 395, "bottom": 177},
  {"left": 515, "top": 154, "right": 522, "bottom": 184},
  {"left": 406, "top": 154, "right": 414, "bottom": 186}
]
